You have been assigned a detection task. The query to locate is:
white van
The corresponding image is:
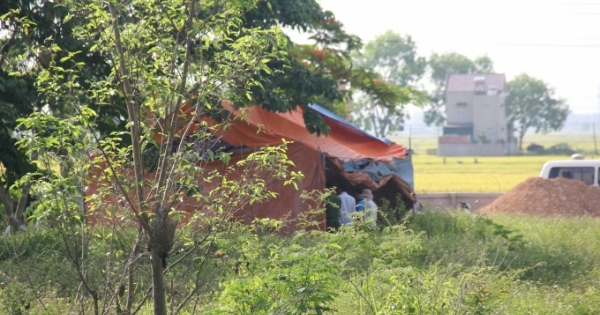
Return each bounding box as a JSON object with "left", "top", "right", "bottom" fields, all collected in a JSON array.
[{"left": 539, "top": 159, "right": 600, "bottom": 188}]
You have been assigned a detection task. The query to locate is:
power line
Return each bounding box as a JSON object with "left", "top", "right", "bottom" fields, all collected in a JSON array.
[
  {"left": 542, "top": 37, "right": 600, "bottom": 40},
  {"left": 429, "top": 43, "right": 600, "bottom": 48},
  {"left": 381, "top": 37, "right": 600, "bottom": 48},
  {"left": 401, "top": 0, "right": 600, "bottom": 6},
  {"left": 381, "top": 39, "right": 600, "bottom": 49},
  {"left": 495, "top": 0, "right": 600, "bottom": 5},
  {"left": 395, "top": 8, "right": 600, "bottom": 16},
  {"left": 389, "top": 1, "right": 600, "bottom": 15}
]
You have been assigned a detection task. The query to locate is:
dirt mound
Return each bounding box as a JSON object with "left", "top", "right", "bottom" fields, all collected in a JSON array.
[{"left": 477, "top": 177, "right": 600, "bottom": 217}]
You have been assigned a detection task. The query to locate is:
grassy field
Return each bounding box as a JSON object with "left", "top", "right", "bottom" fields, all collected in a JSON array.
[
  {"left": 3, "top": 212, "right": 600, "bottom": 314},
  {"left": 404, "top": 212, "right": 600, "bottom": 314},
  {"left": 388, "top": 132, "right": 600, "bottom": 193}
]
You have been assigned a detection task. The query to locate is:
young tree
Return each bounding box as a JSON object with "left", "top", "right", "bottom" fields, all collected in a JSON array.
[
  {"left": 351, "top": 31, "right": 426, "bottom": 137},
  {"left": 13, "top": 0, "right": 305, "bottom": 314},
  {"left": 506, "top": 74, "right": 569, "bottom": 150},
  {"left": 424, "top": 52, "right": 494, "bottom": 126}
]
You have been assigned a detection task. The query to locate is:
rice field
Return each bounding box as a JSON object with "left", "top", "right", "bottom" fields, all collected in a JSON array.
[
  {"left": 391, "top": 132, "right": 600, "bottom": 193},
  {"left": 394, "top": 132, "right": 600, "bottom": 156},
  {"left": 412, "top": 155, "right": 566, "bottom": 193}
]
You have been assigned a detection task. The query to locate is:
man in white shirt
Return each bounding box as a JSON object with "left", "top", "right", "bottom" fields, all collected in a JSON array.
[
  {"left": 337, "top": 183, "right": 356, "bottom": 225},
  {"left": 357, "top": 189, "right": 378, "bottom": 228}
]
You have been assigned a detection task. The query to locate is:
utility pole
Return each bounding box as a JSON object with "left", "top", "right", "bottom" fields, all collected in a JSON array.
[
  {"left": 593, "top": 123, "right": 598, "bottom": 155},
  {"left": 409, "top": 125, "right": 412, "bottom": 150}
]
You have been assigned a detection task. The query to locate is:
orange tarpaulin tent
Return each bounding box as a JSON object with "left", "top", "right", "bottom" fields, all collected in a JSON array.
[
  {"left": 97, "top": 102, "right": 416, "bottom": 231},
  {"left": 166, "top": 102, "right": 414, "bottom": 222},
  {"left": 152, "top": 102, "right": 408, "bottom": 162}
]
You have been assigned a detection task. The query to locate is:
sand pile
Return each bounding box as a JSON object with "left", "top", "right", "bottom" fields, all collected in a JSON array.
[{"left": 477, "top": 177, "right": 600, "bottom": 217}]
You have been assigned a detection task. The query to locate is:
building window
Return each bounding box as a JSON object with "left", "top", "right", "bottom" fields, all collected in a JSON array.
[{"left": 457, "top": 103, "right": 467, "bottom": 118}]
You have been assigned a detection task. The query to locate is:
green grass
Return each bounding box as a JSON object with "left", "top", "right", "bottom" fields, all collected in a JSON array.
[
  {"left": 3, "top": 212, "right": 600, "bottom": 314},
  {"left": 404, "top": 212, "right": 600, "bottom": 314}
]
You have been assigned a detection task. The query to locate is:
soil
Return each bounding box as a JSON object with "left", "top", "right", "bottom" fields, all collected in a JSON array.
[{"left": 477, "top": 177, "right": 600, "bottom": 217}]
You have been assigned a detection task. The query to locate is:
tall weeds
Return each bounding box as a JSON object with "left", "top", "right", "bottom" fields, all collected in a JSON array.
[{"left": 3, "top": 210, "right": 600, "bottom": 314}]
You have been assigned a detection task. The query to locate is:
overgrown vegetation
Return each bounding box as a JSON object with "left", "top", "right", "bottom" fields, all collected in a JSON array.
[{"left": 3, "top": 211, "right": 600, "bottom": 314}]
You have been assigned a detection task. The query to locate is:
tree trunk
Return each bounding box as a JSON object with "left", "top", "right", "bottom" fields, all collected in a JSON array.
[
  {"left": 151, "top": 250, "right": 168, "bottom": 315},
  {"left": 0, "top": 185, "right": 15, "bottom": 221},
  {"left": 0, "top": 183, "right": 30, "bottom": 231},
  {"left": 379, "top": 122, "right": 388, "bottom": 139},
  {"left": 518, "top": 130, "right": 526, "bottom": 151},
  {"left": 370, "top": 107, "right": 379, "bottom": 137},
  {"left": 14, "top": 183, "right": 30, "bottom": 223},
  {"left": 147, "top": 213, "right": 176, "bottom": 315}
]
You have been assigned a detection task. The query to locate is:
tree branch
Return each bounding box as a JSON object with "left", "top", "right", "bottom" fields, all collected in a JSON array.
[
  {"left": 14, "top": 182, "right": 30, "bottom": 223},
  {"left": 0, "top": 185, "right": 15, "bottom": 219},
  {"left": 108, "top": 2, "right": 148, "bottom": 227},
  {"left": 155, "top": 0, "right": 197, "bottom": 215}
]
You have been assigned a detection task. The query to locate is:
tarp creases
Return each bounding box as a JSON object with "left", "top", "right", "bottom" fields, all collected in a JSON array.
[{"left": 341, "top": 155, "right": 415, "bottom": 191}]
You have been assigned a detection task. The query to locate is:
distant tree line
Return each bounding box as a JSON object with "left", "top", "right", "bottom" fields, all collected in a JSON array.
[{"left": 349, "top": 30, "right": 569, "bottom": 149}]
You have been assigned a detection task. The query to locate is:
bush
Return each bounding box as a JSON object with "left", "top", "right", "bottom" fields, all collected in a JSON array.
[{"left": 378, "top": 193, "right": 408, "bottom": 227}]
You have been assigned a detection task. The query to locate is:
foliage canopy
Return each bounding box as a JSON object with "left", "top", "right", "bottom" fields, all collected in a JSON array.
[
  {"left": 424, "top": 52, "right": 494, "bottom": 126},
  {"left": 352, "top": 30, "right": 427, "bottom": 137},
  {"left": 506, "top": 73, "right": 569, "bottom": 150}
]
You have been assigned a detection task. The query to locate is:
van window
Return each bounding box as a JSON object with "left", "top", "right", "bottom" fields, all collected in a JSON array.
[{"left": 548, "top": 167, "right": 594, "bottom": 185}]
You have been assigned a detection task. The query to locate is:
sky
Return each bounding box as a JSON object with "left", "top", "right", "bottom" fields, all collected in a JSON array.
[{"left": 289, "top": 0, "right": 600, "bottom": 115}]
